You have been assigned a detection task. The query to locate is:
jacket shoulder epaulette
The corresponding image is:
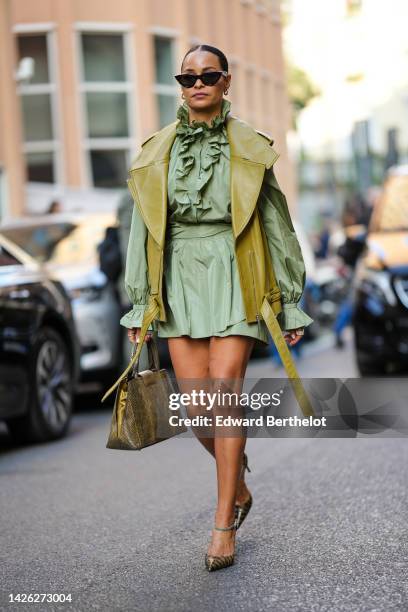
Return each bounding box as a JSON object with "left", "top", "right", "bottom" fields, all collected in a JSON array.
[
  {"left": 140, "top": 131, "right": 159, "bottom": 147},
  {"left": 230, "top": 115, "right": 275, "bottom": 145},
  {"left": 255, "top": 128, "right": 274, "bottom": 146}
]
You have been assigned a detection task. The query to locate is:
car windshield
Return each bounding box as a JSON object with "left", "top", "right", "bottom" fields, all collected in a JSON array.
[
  {"left": 372, "top": 176, "right": 408, "bottom": 232},
  {"left": 0, "top": 219, "right": 108, "bottom": 266}
]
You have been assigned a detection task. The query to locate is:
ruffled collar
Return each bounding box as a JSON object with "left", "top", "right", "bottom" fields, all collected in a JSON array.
[
  {"left": 176, "top": 98, "right": 231, "bottom": 136},
  {"left": 169, "top": 98, "right": 231, "bottom": 221}
]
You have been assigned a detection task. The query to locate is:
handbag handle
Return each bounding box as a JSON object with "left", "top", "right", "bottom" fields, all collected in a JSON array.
[
  {"left": 131, "top": 334, "right": 160, "bottom": 376},
  {"left": 101, "top": 294, "right": 160, "bottom": 402}
]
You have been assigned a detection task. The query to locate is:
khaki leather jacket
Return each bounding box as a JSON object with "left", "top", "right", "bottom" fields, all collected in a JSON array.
[
  {"left": 102, "top": 114, "right": 315, "bottom": 417},
  {"left": 123, "top": 115, "right": 313, "bottom": 331}
]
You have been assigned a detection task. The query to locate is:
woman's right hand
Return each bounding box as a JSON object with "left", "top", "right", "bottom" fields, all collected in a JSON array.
[{"left": 127, "top": 327, "right": 153, "bottom": 344}]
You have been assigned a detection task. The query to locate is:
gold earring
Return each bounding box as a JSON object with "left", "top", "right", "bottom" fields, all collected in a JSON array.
[
  {"left": 224, "top": 89, "right": 229, "bottom": 95},
  {"left": 181, "top": 93, "right": 185, "bottom": 99}
]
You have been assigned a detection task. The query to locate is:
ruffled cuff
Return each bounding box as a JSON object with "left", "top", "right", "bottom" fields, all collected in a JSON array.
[
  {"left": 120, "top": 305, "right": 154, "bottom": 331},
  {"left": 278, "top": 302, "right": 314, "bottom": 331}
]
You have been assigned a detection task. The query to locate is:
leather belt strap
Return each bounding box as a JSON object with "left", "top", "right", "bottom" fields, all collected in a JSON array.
[
  {"left": 260, "top": 296, "right": 315, "bottom": 417},
  {"left": 101, "top": 295, "right": 160, "bottom": 403}
]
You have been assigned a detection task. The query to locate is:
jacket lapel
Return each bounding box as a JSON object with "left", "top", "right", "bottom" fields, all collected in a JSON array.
[
  {"left": 127, "top": 122, "right": 177, "bottom": 246},
  {"left": 227, "top": 116, "right": 280, "bottom": 237},
  {"left": 127, "top": 115, "right": 280, "bottom": 247}
]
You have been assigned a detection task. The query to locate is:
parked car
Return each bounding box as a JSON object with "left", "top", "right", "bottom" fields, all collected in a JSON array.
[
  {"left": 0, "top": 213, "right": 122, "bottom": 387},
  {"left": 351, "top": 165, "right": 408, "bottom": 374},
  {"left": 0, "top": 233, "right": 80, "bottom": 443}
]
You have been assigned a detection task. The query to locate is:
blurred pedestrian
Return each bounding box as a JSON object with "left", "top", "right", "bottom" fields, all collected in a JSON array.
[
  {"left": 334, "top": 200, "right": 368, "bottom": 348},
  {"left": 314, "top": 213, "right": 331, "bottom": 259}
]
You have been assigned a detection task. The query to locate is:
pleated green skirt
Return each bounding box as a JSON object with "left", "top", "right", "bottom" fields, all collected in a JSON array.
[{"left": 155, "top": 222, "right": 269, "bottom": 346}]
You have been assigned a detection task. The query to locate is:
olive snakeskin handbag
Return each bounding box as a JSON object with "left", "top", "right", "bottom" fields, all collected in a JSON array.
[{"left": 104, "top": 333, "right": 187, "bottom": 451}]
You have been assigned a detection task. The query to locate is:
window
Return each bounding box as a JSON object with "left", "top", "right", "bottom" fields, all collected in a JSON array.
[
  {"left": 17, "top": 33, "right": 59, "bottom": 184},
  {"left": 153, "top": 36, "right": 179, "bottom": 128},
  {"left": 82, "top": 34, "right": 126, "bottom": 82},
  {"left": 79, "top": 32, "right": 132, "bottom": 188}
]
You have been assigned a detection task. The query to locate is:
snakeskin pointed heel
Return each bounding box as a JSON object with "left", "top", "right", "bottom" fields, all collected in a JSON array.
[
  {"left": 235, "top": 452, "right": 253, "bottom": 530},
  {"left": 205, "top": 522, "right": 237, "bottom": 572}
]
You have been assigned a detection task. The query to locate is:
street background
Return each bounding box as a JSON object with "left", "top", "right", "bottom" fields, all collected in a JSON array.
[{"left": 1, "top": 0, "right": 408, "bottom": 610}]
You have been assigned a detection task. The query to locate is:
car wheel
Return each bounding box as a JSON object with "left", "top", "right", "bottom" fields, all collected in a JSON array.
[{"left": 6, "top": 326, "right": 74, "bottom": 444}]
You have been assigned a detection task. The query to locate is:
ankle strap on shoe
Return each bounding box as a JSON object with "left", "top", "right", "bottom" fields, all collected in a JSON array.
[{"left": 214, "top": 522, "right": 236, "bottom": 531}]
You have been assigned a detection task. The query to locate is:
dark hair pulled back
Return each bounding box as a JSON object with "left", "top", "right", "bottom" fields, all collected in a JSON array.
[{"left": 180, "top": 44, "right": 229, "bottom": 72}]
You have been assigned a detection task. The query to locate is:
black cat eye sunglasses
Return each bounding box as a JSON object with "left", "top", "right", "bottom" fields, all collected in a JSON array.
[{"left": 174, "top": 70, "right": 228, "bottom": 88}]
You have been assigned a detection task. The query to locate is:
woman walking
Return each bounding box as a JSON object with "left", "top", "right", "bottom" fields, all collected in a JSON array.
[{"left": 120, "top": 44, "right": 313, "bottom": 571}]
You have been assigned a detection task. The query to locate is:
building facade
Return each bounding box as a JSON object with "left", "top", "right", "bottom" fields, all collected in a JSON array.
[{"left": 0, "top": 0, "right": 296, "bottom": 220}]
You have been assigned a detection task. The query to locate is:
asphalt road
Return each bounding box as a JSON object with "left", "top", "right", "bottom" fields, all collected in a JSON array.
[{"left": 1, "top": 332, "right": 407, "bottom": 612}]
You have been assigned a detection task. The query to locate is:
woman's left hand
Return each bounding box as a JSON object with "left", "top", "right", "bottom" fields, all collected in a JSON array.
[{"left": 283, "top": 327, "right": 305, "bottom": 346}]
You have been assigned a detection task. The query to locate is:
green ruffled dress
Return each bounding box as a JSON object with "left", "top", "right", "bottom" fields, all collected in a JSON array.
[{"left": 120, "top": 97, "right": 313, "bottom": 345}]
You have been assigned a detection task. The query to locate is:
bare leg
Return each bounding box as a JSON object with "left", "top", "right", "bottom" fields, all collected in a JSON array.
[
  {"left": 168, "top": 334, "right": 255, "bottom": 557},
  {"left": 167, "top": 336, "right": 214, "bottom": 453},
  {"left": 207, "top": 335, "right": 255, "bottom": 557},
  {"left": 168, "top": 335, "right": 252, "bottom": 496}
]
